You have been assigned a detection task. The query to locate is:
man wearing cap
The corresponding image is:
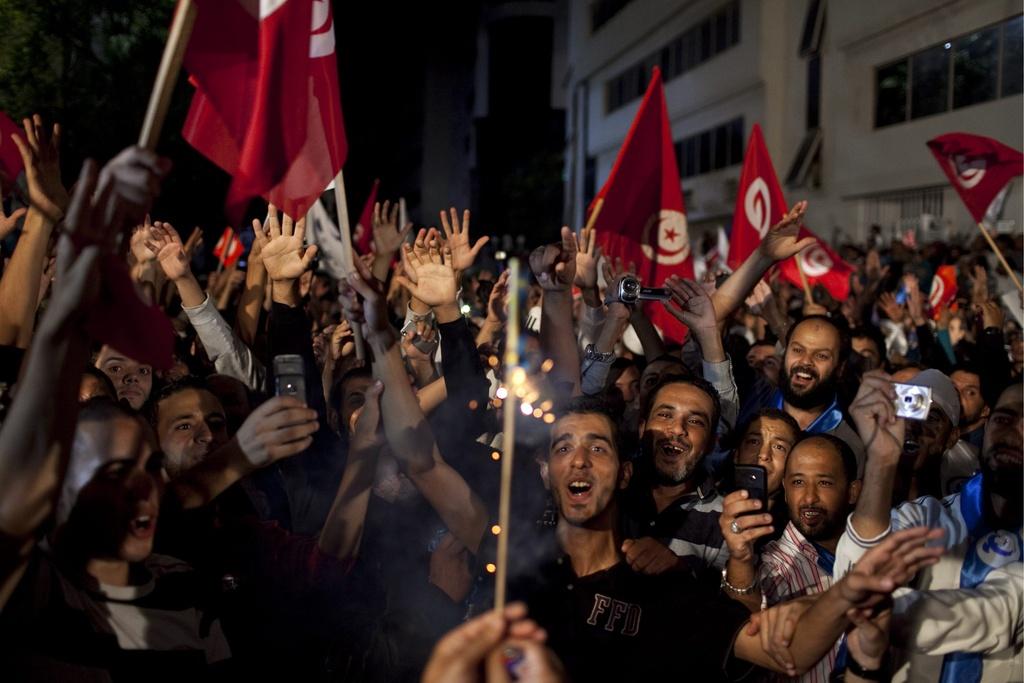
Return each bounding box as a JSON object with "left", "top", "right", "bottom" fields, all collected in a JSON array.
[
  {"left": 836, "top": 375, "right": 1024, "bottom": 682},
  {"left": 892, "top": 369, "right": 979, "bottom": 501}
]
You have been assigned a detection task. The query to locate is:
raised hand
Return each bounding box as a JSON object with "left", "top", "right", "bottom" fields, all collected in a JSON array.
[
  {"left": 95, "top": 146, "right": 172, "bottom": 233},
  {"left": 745, "top": 279, "right": 773, "bottom": 316},
  {"left": 905, "top": 274, "right": 926, "bottom": 326},
  {"left": 848, "top": 369, "right": 903, "bottom": 460},
  {"left": 838, "top": 526, "right": 945, "bottom": 608},
  {"left": 145, "top": 221, "right": 191, "bottom": 282},
  {"left": 971, "top": 264, "right": 989, "bottom": 305},
  {"left": 664, "top": 275, "right": 718, "bottom": 331},
  {"left": 233, "top": 395, "right": 319, "bottom": 467},
  {"left": 349, "top": 379, "right": 385, "bottom": 452},
  {"left": 396, "top": 241, "right": 457, "bottom": 308},
  {"left": 439, "top": 207, "right": 488, "bottom": 272},
  {"left": 330, "top": 319, "right": 356, "bottom": 361},
  {"left": 253, "top": 204, "right": 317, "bottom": 283},
  {"left": 9, "top": 114, "right": 68, "bottom": 221},
  {"left": 974, "top": 300, "right": 1005, "bottom": 330},
  {"left": 529, "top": 226, "right": 577, "bottom": 291},
  {"left": 573, "top": 227, "right": 602, "bottom": 290},
  {"left": 340, "top": 255, "right": 391, "bottom": 339},
  {"left": 0, "top": 193, "right": 26, "bottom": 241},
  {"left": 373, "top": 200, "right": 412, "bottom": 256},
  {"left": 845, "top": 607, "right": 892, "bottom": 672},
  {"left": 129, "top": 216, "right": 157, "bottom": 264},
  {"left": 486, "top": 270, "right": 510, "bottom": 324},
  {"left": 621, "top": 537, "right": 683, "bottom": 575},
  {"left": 877, "top": 291, "right": 906, "bottom": 324},
  {"left": 719, "top": 489, "right": 775, "bottom": 565},
  {"left": 756, "top": 200, "right": 815, "bottom": 263},
  {"left": 183, "top": 226, "right": 204, "bottom": 260}
]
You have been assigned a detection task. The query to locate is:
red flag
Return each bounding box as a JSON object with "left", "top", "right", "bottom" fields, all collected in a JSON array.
[
  {"left": 355, "top": 178, "right": 380, "bottom": 255},
  {"left": 182, "top": 0, "right": 347, "bottom": 219},
  {"left": 0, "top": 112, "right": 25, "bottom": 193},
  {"left": 588, "top": 67, "right": 693, "bottom": 343},
  {"left": 928, "top": 265, "right": 958, "bottom": 318},
  {"left": 927, "top": 133, "right": 1024, "bottom": 223},
  {"left": 777, "top": 232, "right": 854, "bottom": 301},
  {"left": 213, "top": 227, "right": 244, "bottom": 267},
  {"left": 727, "top": 124, "right": 787, "bottom": 271}
]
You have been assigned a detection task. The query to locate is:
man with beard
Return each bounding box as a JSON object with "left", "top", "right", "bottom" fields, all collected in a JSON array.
[
  {"left": 514, "top": 397, "right": 945, "bottom": 682},
  {"left": 619, "top": 373, "right": 730, "bottom": 572},
  {"left": 838, "top": 377, "right": 1024, "bottom": 682},
  {"left": 742, "top": 315, "right": 866, "bottom": 475}
]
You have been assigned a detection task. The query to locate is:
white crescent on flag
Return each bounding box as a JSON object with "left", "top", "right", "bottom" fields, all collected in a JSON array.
[{"left": 744, "top": 177, "right": 771, "bottom": 238}]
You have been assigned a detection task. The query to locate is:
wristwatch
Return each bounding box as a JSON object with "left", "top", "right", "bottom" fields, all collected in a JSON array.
[
  {"left": 583, "top": 344, "right": 614, "bottom": 364},
  {"left": 845, "top": 652, "right": 889, "bottom": 681}
]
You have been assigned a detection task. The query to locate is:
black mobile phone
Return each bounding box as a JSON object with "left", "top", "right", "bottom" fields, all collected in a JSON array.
[
  {"left": 733, "top": 464, "right": 768, "bottom": 513},
  {"left": 273, "top": 354, "right": 307, "bottom": 404}
]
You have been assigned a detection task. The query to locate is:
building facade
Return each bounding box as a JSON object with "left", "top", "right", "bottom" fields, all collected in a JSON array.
[{"left": 563, "top": 0, "right": 1023, "bottom": 248}]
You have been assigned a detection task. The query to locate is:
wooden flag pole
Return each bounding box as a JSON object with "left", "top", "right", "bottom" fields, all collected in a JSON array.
[
  {"left": 976, "top": 222, "right": 1023, "bottom": 293},
  {"left": 139, "top": 0, "right": 197, "bottom": 151},
  {"left": 794, "top": 254, "right": 813, "bottom": 303},
  {"left": 495, "top": 257, "right": 521, "bottom": 611},
  {"left": 584, "top": 198, "right": 605, "bottom": 232},
  {"left": 333, "top": 169, "right": 366, "bottom": 360}
]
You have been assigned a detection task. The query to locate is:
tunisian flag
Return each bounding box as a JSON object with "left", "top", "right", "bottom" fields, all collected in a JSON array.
[
  {"left": 355, "top": 178, "right": 380, "bottom": 255},
  {"left": 182, "top": 0, "right": 347, "bottom": 219},
  {"left": 727, "top": 124, "right": 787, "bottom": 271},
  {"left": 927, "top": 133, "right": 1023, "bottom": 223},
  {"left": 777, "top": 231, "right": 853, "bottom": 301},
  {"left": 0, "top": 112, "right": 24, "bottom": 193},
  {"left": 588, "top": 67, "right": 693, "bottom": 343},
  {"left": 928, "top": 264, "right": 958, "bottom": 318}
]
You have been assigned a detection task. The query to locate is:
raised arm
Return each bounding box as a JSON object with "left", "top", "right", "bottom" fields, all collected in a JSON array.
[
  {"left": 0, "top": 116, "right": 68, "bottom": 348},
  {"left": 349, "top": 254, "right": 488, "bottom": 553},
  {"left": 236, "top": 232, "right": 266, "bottom": 347},
  {"left": 370, "top": 200, "right": 413, "bottom": 283},
  {"left": 734, "top": 526, "right": 944, "bottom": 676},
  {"left": 529, "top": 227, "right": 581, "bottom": 394},
  {"left": 712, "top": 201, "right": 814, "bottom": 324}
]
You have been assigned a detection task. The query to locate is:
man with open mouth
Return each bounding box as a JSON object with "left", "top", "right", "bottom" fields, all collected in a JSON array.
[
  {"left": 739, "top": 315, "right": 867, "bottom": 477},
  {"left": 514, "top": 397, "right": 942, "bottom": 682}
]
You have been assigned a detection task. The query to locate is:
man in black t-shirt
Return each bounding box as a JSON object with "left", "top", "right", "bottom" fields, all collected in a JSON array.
[{"left": 513, "top": 397, "right": 946, "bottom": 681}]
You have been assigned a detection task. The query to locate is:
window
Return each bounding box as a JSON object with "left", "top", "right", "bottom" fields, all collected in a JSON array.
[
  {"left": 584, "top": 156, "right": 597, "bottom": 210},
  {"left": 677, "top": 117, "right": 744, "bottom": 179},
  {"left": 954, "top": 26, "right": 999, "bottom": 108},
  {"left": 605, "top": 1, "right": 741, "bottom": 112},
  {"left": 807, "top": 54, "right": 822, "bottom": 128},
  {"left": 911, "top": 43, "right": 950, "bottom": 119},
  {"left": 1002, "top": 16, "right": 1022, "bottom": 96},
  {"left": 875, "top": 15, "right": 1021, "bottom": 127},
  {"left": 875, "top": 60, "right": 908, "bottom": 126}
]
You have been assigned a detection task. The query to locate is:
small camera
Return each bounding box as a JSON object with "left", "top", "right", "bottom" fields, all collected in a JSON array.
[
  {"left": 893, "top": 383, "right": 932, "bottom": 420},
  {"left": 613, "top": 275, "right": 670, "bottom": 305}
]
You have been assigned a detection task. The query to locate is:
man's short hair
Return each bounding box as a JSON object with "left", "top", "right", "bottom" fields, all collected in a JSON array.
[
  {"left": 850, "top": 325, "right": 887, "bottom": 359},
  {"left": 785, "top": 314, "right": 851, "bottom": 361},
  {"left": 330, "top": 366, "right": 373, "bottom": 412},
  {"left": 789, "top": 432, "right": 858, "bottom": 484},
  {"left": 150, "top": 376, "right": 214, "bottom": 424},
  {"left": 78, "top": 395, "right": 141, "bottom": 426},
  {"left": 725, "top": 407, "right": 801, "bottom": 451},
  {"left": 550, "top": 396, "right": 635, "bottom": 460},
  {"left": 82, "top": 366, "right": 117, "bottom": 398},
  {"left": 641, "top": 373, "right": 722, "bottom": 438}
]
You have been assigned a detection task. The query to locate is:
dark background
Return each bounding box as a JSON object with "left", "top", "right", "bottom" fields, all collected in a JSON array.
[{"left": 0, "top": 0, "right": 564, "bottom": 255}]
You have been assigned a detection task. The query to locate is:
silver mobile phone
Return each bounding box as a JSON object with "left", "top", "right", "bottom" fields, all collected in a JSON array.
[
  {"left": 273, "top": 354, "right": 307, "bottom": 404},
  {"left": 893, "top": 383, "right": 932, "bottom": 420}
]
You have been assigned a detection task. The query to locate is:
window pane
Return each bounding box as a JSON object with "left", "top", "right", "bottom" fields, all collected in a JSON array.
[
  {"left": 953, "top": 26, "right": 998, "bottom": 108},
  {"left": 714, "top": 11, "right": 728, "bottom": 55},
  {"left": 730, "top": 118, "right": 744, "bottom": 165},
  {"left": 1003, "top": 16, "right": 1023, "bottom": 96},
  {"left": 731, "top": 0, "right": 741, "bottom": 45},
  {"left": 698, "top": 130, "right": 712, "bottom": 173},
  {"left": 671, "top": 38, "right": 684, "bottom": 77},
  {"left": 911, "top": 44, "right": 950, "bottom": 119},
  {"left": 700, "top": 21, "right": 712, "bottom": 61},
  {"left": 876, "top": 60, "right": 908, "bottom": 127},
  {"left": 684, "top": 138, "right": 697, "bottom": 178},
  {"left": 713, "top": 125, "right": 728, "bottom": 170}
]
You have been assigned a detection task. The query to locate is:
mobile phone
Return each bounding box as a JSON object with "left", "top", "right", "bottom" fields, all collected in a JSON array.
[
  {"left": 895, "top": 285, "right": 908, "bottom": 305},
  {"left": 273, "top": 354, "right": 307, "bottom": 403},
  {"left": 733, "top": 464, "right": 768, "bottom": 513}
]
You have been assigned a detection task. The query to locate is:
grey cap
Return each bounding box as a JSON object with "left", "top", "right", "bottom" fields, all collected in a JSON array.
[{"left": 907, "top": 369, "right": 960, "bottom": 425}]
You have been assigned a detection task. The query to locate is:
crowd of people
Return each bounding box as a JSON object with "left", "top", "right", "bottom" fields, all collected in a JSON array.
[{"left": 0, "top": 115, "right": 1021, "bottom": 682}]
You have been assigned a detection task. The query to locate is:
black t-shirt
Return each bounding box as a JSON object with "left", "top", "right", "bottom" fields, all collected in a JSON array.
[{"left": 513, "top": 557, "right": 752, "bottom": 682}]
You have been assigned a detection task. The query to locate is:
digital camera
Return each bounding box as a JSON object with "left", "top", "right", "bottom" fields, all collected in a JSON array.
[
  {"left": 893, "top": 383, "right": 932, "bottom": 420},
  {"left": 613, "top": 275, "right": 670, "bottom": 305}
]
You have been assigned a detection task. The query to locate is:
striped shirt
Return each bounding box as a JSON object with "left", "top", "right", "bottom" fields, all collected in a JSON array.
[
  {"left": 759, "top": 522, "right": 840, "bottom": 683},
  {"left": 621, "top": 475, "right": 729, "bottom": 570}
]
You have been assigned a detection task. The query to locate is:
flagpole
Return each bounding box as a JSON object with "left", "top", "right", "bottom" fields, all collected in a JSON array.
[
  {"left": 794, "top": 255, "right": 813, "bottom": 303},
  {"left": 584, "top": 198, "right": 605, "bottom": 232},
  {"left": 333, "top": 169, "right": 366, "bottom": 361},
  {"left": 495, "top": 257, "right": 521, "bottom": 612},
  {"left": 976, "top": 222, "right": 1023, "bottom": 293},
  {"left": 139, "top": 0, "right": 197, "bottom": 150}
]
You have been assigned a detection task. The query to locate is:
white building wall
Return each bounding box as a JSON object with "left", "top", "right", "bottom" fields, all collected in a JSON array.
[{"left": 564, "top": 0, "right": 1022, "bottom": 243}]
